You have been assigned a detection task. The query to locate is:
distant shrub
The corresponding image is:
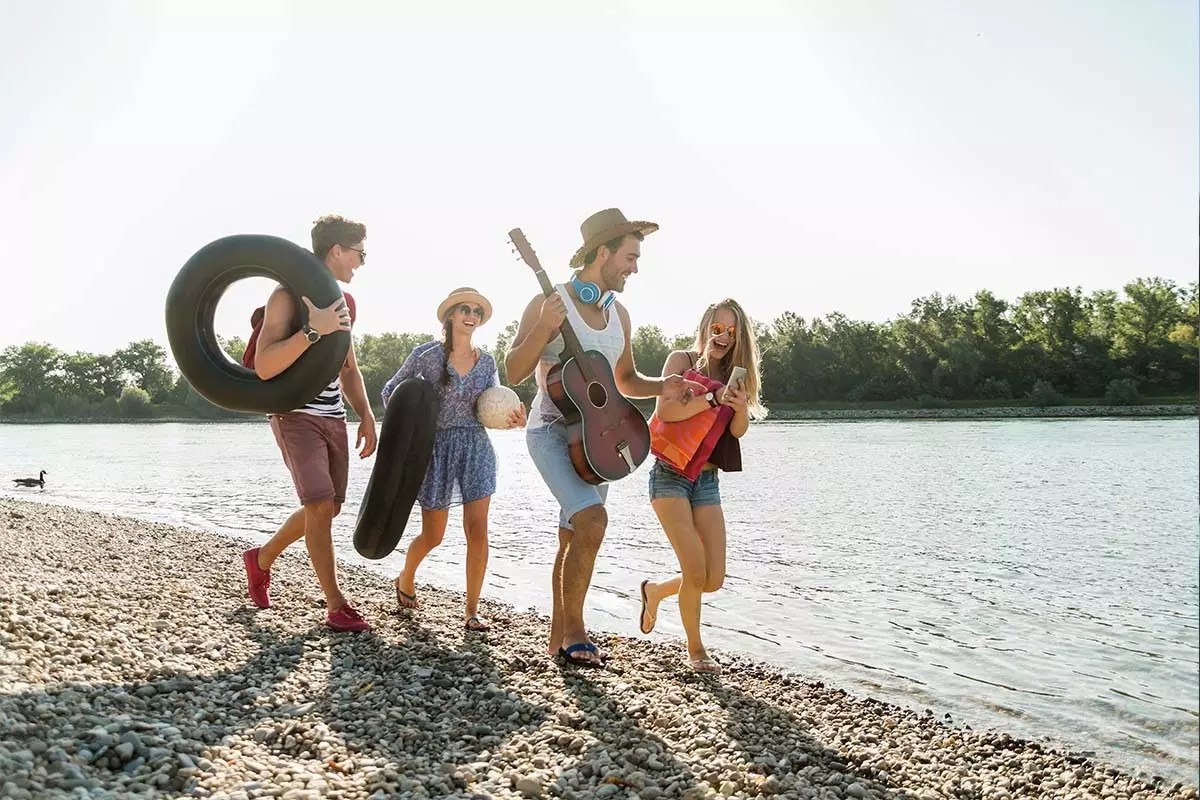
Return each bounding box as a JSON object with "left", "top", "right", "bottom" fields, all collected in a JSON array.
[
  {"left": 978, "top": 377, "right": 1012, "bottom": 400},
  {"left": 1104, "top": 378, "right": 1141, "bottom": 406},
  {"left": 118, "top": 385, "right": 154, "bottom": 417},
  {"left": 916, "top": 393, "right": 949, "bottom": 409},
  {"left": 47, "top": 395, "right": 90, "bottom": 418},
  {"left": 1026, "top": 380, "right": 1065, "bottom": 407}
]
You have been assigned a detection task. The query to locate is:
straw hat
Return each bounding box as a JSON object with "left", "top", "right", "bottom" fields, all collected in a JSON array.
[
  {"left": 568, "top": 208, "right": 659, "bottom": 268},
  {"left": 436, "top": 287, "right": 493, "bottom": 325}
]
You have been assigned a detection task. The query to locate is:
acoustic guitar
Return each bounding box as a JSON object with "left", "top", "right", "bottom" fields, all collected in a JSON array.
[{"left": 509, "top": 227, "right": 650, "bottom": 484}]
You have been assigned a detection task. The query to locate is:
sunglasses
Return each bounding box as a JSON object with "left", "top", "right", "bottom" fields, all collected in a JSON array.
[
  {"left": 457, "top": 304, "right": 485, "bottom": 319},
  {"left": 343, "top": 245, "right": 366, "bottom": 264},
  {"left": 709, "top": 322, "right": 736, "bottom": 338}
]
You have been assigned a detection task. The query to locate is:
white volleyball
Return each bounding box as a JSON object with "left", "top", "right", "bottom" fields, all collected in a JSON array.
[{"left": 476, "top": 385, "right": 523, "bottom": 429}]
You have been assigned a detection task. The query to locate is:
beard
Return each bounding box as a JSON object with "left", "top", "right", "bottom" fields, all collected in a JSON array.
[{"left": 599, "top": 259, "right": 625, "bottom": 293}]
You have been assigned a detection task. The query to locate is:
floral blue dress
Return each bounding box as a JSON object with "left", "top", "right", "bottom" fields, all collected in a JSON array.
[{"left": 381, "top": 341, "right": 499, "bottom": 510}]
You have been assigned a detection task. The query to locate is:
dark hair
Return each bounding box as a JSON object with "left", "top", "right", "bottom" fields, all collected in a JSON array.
[
  {"left": 583, "top": 232, "right": 644, "bottom": 267},
  {"left": 311, "top": 214, "right": 366, "bottom": 259},
  {"left": 439, "top": 318, "right": 453, "bottom": 386}
]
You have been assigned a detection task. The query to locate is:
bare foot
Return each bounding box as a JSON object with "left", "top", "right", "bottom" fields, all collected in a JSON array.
[{"left": 394, "top": 574, "right": 419, "bottom": 610}]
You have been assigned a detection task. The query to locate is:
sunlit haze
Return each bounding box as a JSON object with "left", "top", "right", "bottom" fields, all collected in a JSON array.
[{"left": 2, "top": 0, "right": 1196, "bottom": 358}]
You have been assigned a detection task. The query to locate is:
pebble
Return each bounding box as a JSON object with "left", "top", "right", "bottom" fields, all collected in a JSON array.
[{"left": 0, "top": 498, "right": 1193, "bottom": 800}]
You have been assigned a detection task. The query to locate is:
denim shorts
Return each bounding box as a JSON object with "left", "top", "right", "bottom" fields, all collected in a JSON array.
[
  {"left": 648, "top": 460, "right": 721, "bottom": 507},
  {"left": 526, "top": 420, "right": 609, "bottom": 531}
]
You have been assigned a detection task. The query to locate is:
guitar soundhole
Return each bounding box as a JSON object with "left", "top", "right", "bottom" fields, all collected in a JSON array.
[{"left": 586, "top": 382, "right": 608, "bottom": 409}]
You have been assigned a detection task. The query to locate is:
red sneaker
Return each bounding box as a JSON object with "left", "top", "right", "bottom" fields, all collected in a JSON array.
[
  {"left": 242, "top": 548, "right": 271, "bottom": 609},
  {"left": 327, "top": 603, "right": 370, "bottom": 632}
]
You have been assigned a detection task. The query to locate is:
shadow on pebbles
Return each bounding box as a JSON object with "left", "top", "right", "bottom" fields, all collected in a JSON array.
[{"left": 0, "top": 499, "right": 1195, "bottom": 800}]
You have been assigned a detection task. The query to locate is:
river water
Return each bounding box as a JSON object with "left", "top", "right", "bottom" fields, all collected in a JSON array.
[{"left": 1, "top": 417, "right": 1196, "bottom": 785}]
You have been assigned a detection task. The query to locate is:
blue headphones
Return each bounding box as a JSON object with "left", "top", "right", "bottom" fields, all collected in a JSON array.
[{"left": 571, "top": 273, "right": 616, "bottom": 311}]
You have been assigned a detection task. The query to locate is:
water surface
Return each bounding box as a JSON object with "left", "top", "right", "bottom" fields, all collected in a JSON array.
[{"left": 2, "top": 417, "right": 1196, "bottom": 785}]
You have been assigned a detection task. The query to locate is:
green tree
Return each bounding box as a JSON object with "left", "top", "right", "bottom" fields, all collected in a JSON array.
[
  {"left": 60, "top": 352, "right": 124, "bottom": 403},
  {"left": 220, "top": 336, "right": 248, "bottom": 363},
  {"left": 1085, "top": 289, "right": 1119, "bottom": 344},
  {"left": 964, "top": 290, "right": 1018, "bottom": 387},
  {"left": 1011, "top": 287, "right": 1090, "bottom": 394},
  {"left": 1168, "top": 280, "right": 1198, "bottom": 351},
  {"left": 0, "top": 342, "right": 64, "bottom": 413},
  {"left": 354, "top": 332, "right": 436, "bottom": 407},
  {"left": 114, "top": 339, "right": 174, "bottom": 402},
  {"left": 1112, "top": 277, "right": 1188, "bottom": 391},
  {"left": 1114, "top": 278, "right": 1182, "bottom": 354},
  {"left": 670, "top": 333, "right": 695, "bottom": 352},
  {"left": 490, "top": 320, "right": 539, "bottom": 404},
  {"left": 2, "top": 274, "right": 1194, "bottom": 420},
  {"left": 632, "top": 325, "right": 671, "bottom": 378}
]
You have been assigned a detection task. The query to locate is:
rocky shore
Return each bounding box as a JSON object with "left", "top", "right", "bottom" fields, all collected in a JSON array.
[{"left": 1, "top": 499, "right": 1195, "bottom": 800}]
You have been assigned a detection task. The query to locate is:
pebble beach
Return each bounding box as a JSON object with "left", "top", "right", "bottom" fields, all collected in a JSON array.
[{"left": 1, "top": 498, "right": 1196, "bottom": 800}]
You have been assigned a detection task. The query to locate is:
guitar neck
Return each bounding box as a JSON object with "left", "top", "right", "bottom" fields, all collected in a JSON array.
[{"left": 531, "top": 267, "right": 589, "bottom": 366}]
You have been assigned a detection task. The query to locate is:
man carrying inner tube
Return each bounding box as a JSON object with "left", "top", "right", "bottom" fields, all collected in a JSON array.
[{"left": 241, "top": 214, "right": 378, "bottom": 632}]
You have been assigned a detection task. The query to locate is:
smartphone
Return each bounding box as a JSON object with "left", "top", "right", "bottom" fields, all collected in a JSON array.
[{"left": 727, "top": 365, "right": 747, "bottom": 390}]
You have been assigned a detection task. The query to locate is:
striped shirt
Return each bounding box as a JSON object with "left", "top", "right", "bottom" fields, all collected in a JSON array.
[
  {"left": 295, "top": 373, "right": 345, "bottom": 419},
  {"left": 294, "top": 293, "right": 354, "bottom": 419}
]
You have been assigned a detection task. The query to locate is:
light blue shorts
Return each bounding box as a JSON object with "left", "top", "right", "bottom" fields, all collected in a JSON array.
[
  {"left": 526, "top": 420, "right": 609, "bottom": 531},
  {"left": 648, "top": 460, "right": 722, "bottom": 507}
]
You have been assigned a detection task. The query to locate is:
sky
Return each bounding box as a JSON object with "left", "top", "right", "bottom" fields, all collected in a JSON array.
[{"left": 1, "top": 0, "right": 1196, "bottom": 361}]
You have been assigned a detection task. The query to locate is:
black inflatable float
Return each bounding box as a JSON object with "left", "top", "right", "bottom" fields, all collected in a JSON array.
[
  {"left": 353, "top": 378, "right": 441, "bottom": 560},
  {"left": 165, "top": 234, "right": 350, "bottom": 414}
]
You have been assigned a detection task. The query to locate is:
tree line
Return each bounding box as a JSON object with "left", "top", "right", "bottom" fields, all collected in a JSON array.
[{"left": 1, "top": 276, "right": 1195, "bottom": 421}]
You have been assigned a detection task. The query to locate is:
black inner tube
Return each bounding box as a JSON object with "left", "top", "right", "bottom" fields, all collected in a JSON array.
[
  {"left": 354, "top": 378, "right": 441, "bottom": 560},
  {"left": 165, "top": 234, "right": 350, "bottom": 414}
]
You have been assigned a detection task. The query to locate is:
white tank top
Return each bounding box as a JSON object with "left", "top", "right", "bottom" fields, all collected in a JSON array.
[{"left": 528, "top": 284, "right": 626, "bottom": 429}]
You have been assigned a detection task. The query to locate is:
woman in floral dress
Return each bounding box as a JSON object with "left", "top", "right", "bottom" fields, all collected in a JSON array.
[{"left": 380, "top": 287, "right": 525, "bottom": 630}]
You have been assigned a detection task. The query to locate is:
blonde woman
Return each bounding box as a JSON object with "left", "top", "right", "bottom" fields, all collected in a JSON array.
[{"left": 638, "top": 299, "right": 767, "bottom": 673}]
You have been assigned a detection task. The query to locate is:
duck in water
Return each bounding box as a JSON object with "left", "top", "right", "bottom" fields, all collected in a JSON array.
[{"left": 12, "top": 470, "right": 47, "bottom": 488}]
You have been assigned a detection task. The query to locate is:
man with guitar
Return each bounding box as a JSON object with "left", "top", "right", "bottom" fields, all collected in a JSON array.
[{"left": 505, "top": 208, "right": 706, "bottom": 667}]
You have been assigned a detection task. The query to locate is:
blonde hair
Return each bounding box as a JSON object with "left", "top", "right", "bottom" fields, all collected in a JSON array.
[{"left": 693, "top": 298, "right": 768, "bottom": 420}]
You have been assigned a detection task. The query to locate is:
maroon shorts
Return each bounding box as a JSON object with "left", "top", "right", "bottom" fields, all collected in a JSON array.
[{"left": 270, "top": 412, "right": 349, "bottom": 506}]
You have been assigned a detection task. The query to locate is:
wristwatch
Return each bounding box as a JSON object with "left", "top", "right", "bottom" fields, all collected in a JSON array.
[
  {"left": 704, "top": 391, "right": 718, "bottom": 408},
  {"left": 301, "top": 324, "right": 321, "bottom": 344}
]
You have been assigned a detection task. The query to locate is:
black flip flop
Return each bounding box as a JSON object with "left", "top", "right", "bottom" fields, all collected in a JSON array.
[
  {"left": 557, "top": 642, "right": 605, "bottom": 669},
  {"left": 638, "top": 579, "right": 656, "bottom": 635},
  {"left": 395, "top": 584, "right": 419, "bottom": 610}
]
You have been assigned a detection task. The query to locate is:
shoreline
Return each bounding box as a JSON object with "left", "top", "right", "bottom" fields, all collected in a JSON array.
[
  {"left": 0, "top": 402, "right": 1195, "bottom": 425},
  {"left": 763, "top": 403, "right": 1197, "bottom": 421},
  {"left": 1, "top": 499, "right": 1196, "bottom": 799}
]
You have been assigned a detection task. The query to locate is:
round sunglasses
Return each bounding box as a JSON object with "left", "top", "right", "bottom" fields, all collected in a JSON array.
[
  {"left": 709, "top": 322, "right": 736, "bottom": 338},
  {"left": 456, "top": 304, "right": 486, "bottom": 319}
]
